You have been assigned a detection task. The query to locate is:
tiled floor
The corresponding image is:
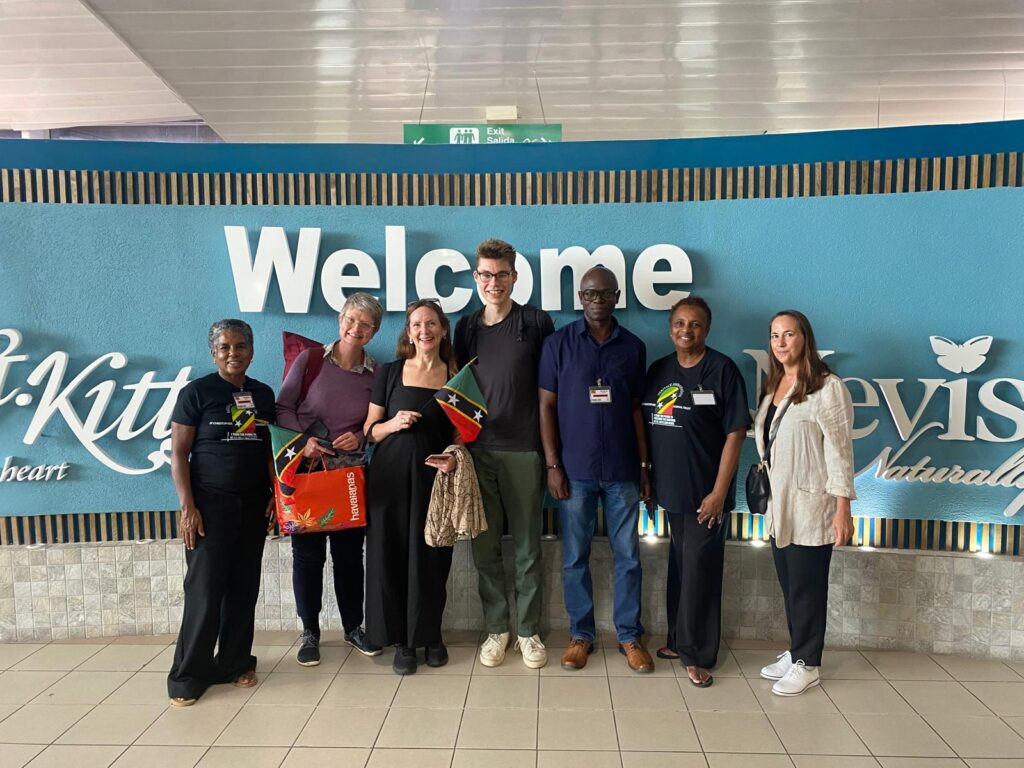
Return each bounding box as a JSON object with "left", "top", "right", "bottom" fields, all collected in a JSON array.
[{"left": 1, "top": 632, "right": 1024, "bottom": 768}]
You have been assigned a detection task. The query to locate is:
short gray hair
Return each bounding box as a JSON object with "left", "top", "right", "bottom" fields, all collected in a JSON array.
[
  {"left": 339, "top": 292, "right": 384, "bottom": 329},
  {"left": 208, "top": 319, "right": 254, "bottom": 351}
]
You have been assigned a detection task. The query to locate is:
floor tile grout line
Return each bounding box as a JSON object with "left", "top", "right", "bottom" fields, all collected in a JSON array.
[
  {"left": 877, "top": 676, "right": 969, "bottom": 759},
  {"left": 816, "top": 677, "right": 875, "bottom": 758}
]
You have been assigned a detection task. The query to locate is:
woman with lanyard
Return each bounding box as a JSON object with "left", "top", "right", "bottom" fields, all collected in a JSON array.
[
  {"left": 642, "top": 297, "right": 750, "bottom": 688},
  {"left": 167, "top": 319, "right": 276, "bottom": 706},
  {"left": 754, "top": 309, "right": 855, "bottom": 696}
]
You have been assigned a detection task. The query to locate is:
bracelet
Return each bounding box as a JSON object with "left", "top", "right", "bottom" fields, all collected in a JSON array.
[
  {"left": 640, "top": 461, "right": 652, "bottom": 470},
  {"left": 546, "top": 463, "right": 563, "bottom": 470}
]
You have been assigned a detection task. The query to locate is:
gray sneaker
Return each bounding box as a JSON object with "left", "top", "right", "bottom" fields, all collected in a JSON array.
[
  {"left": 296, "top": 629, "right": 320, "bottom": 666},
  {"left": 345, "top": 627, "right": 383, "bottom": 657}
]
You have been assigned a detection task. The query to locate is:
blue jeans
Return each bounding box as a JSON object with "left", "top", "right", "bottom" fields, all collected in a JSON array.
[{"left": 559, "top": 480, "right": 644, "bottom": 644}]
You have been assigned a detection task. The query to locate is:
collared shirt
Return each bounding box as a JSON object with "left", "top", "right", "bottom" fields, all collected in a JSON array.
[
  {"left": 538, "top": 318, "right": 647, "bottom": 482},
  {"left": 324, "top": 341, "right": 376, "bottom": 374}
]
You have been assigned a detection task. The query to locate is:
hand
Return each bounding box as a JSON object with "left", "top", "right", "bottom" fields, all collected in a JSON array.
[
  {"left": 639, "top": 467, "right": 652, "bottom": 503},
  {"left": 696, "top": 491, "right": 725, "bottom": 528},
  {"left": 644, "top": 499, "right": 658, "bottom": 523},
  {"left": 833, "top": 500, "right": 854, "bottom": 547},
  {"left": 302, "top": 436, "right": 333, "bottom": 459},
  {"left": 425, "top": 453, "right": 457, "bottom": 473},
  {"left": 332, "top": 432, "right": 360, "bottom": 452},
  {"left": 264, "top": 497, "right": 277, "bottom": 534},
  {"left": 388, "top": 410, "right": 421, "bottom": 434},
  {"left": 179, "top": 501, "right": 205, "bottom": 550},
  {"left": 547, "top": 466, "right": 570, "bottom": 501}
]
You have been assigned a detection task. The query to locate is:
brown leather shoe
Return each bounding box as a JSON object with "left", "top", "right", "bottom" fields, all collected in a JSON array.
[
  {"left": 560, "top": 638, "right": 595, "bottom": 670},
  {"left": 619, "top": 641, "right": 655, "bottom": 673}
]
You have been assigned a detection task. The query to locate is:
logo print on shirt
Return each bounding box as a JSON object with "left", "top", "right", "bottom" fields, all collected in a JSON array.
[{"left": 656, "top": 384, "right": 680, "bottom": 415}]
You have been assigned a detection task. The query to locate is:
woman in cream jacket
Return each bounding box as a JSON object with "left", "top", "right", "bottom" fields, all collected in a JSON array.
[{"left": 752, "top": 310, "right": 855, "bottom": 697}]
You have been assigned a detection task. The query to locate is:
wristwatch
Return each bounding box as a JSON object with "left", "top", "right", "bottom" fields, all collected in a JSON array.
[{"left": 640, "top": 461, "right": 652, "bottom": 470}]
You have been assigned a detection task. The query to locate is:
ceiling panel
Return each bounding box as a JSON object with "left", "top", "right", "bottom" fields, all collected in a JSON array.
[
  {"left": 0, "top": 0, "right": 197, "bottom": 131},
  {"left": 3, "top": 0, "right": 1023, "bottom": 143}
]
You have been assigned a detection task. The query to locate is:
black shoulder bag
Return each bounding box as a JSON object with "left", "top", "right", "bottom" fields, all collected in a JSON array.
[{"left": 745, "top": 400, "right": 790, "bottom": 516}]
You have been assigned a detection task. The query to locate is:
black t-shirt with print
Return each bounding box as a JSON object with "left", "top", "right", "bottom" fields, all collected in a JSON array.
[
  {"left": 642, "top": 347, "right": 751, "bottom": 516},
  {"left": 171, "top": 372, "right": 276, "bottom": 497}
]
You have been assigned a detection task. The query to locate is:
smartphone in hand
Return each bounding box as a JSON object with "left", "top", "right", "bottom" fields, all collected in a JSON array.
[{"left": 315, "top": 438, "right": 338, "bottom": 457}]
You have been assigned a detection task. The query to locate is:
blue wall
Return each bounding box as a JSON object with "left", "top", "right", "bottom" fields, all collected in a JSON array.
[
  {"left": 1, "top": 122, "right": 1022, "bottom": 522},
  {"left": 1, "top": 188, "right": 1022, "bottom": 520}
]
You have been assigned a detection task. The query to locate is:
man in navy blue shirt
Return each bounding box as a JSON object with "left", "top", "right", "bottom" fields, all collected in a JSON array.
[{"left": 538, "top": 266, "right": 654, "bottom": 673}]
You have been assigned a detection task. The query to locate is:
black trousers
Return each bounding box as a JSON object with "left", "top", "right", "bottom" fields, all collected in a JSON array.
[
  {"left": 167, "top": 491, "right": 268, "bottom": 700},
  {"left": 291, "top": 527, "right": 366, "bottom": 634},
  {"left": 771, "top": 538, "right": 833, "bottom": 667},
  {"left": 665, "top": 513, "right": 727, "bottom": 669}
]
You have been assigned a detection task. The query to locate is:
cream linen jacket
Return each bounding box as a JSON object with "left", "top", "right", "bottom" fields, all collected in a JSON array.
[{"left": 753, "top": 374, "right": 857, "bottom": 548}]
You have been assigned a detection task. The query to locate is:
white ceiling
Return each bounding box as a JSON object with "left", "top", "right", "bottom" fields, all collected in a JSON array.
[
  {"left": 3, "top": 0, "right": 1024, "bottom": 143},
  {"left": 0, "top": 0, "right": 198, "bottom": 132}
]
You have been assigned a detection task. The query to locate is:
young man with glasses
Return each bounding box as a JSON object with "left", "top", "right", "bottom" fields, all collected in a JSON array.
[
  {"left": 454, "top": 239, "right": 555, "bottom": 669},
  {"left": 538, "top": 266, "right": 654, "bottom": 673}
]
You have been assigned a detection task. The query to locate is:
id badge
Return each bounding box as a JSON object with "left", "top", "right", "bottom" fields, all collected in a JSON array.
[
  {"left": 589, "top": 386, "right": 612, "bottom": 404},
  {"left": 233, "top": 391, "right": 256, "bottom": 409},
  {"left": 691, "top": 390, "right": 717, "bottom": 406}
]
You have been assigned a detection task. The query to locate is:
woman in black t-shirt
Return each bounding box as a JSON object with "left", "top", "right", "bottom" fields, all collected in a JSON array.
[
  {"left": 642, "top": 297, "right": 750, "bottom": 688},
  {"left": 166, "top": 319, "right": 276, "bottom": 707}
]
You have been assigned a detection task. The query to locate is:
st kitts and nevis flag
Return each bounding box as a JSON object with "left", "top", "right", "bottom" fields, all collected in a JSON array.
[
  {"left": 269, "top": 424, "right": 306, "bottom": 497},
  {"left": 434, "top": 362, "right": 488, "bottom": 443}
]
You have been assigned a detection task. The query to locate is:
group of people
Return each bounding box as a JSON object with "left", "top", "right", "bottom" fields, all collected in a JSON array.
[{"left": 165, "top": 238, "right": 856, "bottom": 707}]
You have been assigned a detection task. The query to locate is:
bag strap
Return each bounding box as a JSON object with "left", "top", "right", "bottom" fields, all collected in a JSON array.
[
  {"left": 760, "top": 398, "right": 792, "bottom": 466},
  {"left": 299, "top": 347, "right": 326, "bottom": 403},
  {"left": 384, "top": 360, "right": 403, "bottom": 411}
]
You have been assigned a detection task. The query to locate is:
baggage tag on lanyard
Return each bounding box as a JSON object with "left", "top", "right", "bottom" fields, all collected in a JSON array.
[
  {"left": 589, "top": 378, "right": 612, "bottom": 405},
  {"left": 233, "top": 391, "right": 256, "bottom": 409},
  {"left": 691, "top": 387, "right": 717, "bottom": 407}
]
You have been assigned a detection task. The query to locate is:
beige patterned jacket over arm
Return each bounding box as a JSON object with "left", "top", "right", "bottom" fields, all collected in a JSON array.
[
  {"left": 753, "top": 374, "right": 857, "bottom": 548},
  {"left": 425, "top": 445, "right": 488, "bottom": 548}
]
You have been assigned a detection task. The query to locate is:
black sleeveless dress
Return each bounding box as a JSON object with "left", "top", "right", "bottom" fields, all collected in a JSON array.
[{"left": 365, "top": 360, "right": 454, "bottom": 648}]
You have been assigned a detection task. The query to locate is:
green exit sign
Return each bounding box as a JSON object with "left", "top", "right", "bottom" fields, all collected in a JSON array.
[{"left": 404, "top": 124, "right": 562, "bottom": 145}]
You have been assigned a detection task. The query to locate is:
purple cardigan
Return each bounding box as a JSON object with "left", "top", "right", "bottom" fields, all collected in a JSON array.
[{"left": 275, "top": 346, "right": 379, "bottom": 442}]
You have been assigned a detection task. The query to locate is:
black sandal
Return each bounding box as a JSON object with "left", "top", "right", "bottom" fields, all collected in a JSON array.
[
  {"left": 686, "top": 666, "right": 714, "bottom": 688},
  {"left": 656, "top": 646, "right": 679, "bottom": 660}
]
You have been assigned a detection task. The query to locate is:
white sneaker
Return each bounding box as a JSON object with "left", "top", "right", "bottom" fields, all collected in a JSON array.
[
  {"left": 771, "top": 660, "right": 820, "bottom": 696},
  {"left": 760, "top": 650, "right": 793, "bottom": 681},
  {"left": 478, "top": 632, "right": 510, "bottom": 667},
  {"left": 515, "top": 634, "right": 548, "bottom": 669}
]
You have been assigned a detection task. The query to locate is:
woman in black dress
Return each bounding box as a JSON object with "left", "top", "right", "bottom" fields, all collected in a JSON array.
[{"left": 363, "top": 299, "right": 458, "bottom": 675}]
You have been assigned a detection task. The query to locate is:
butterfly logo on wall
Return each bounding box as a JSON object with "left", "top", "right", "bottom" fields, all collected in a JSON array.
[{"left": 929, "top": 335, "right": 993, "bottom": 374}]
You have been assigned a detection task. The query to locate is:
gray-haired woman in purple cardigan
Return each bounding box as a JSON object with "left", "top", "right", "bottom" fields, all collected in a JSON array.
[{"left": 276, "top": 293, "right": 384, "bottom": 666}]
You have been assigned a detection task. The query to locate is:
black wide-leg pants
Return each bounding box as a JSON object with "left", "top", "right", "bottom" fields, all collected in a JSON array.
[
  {"left": 291, "top": 528, "right": 366, "bottom": 634},
  {"left": 665, "top": 512, "right": 727, "bottom": 669},
  {"left": 167, "top": 490, "right": 268, "bottom": 700},
  {"left": 771, "top": 538, "right": 833, "bottom": 667}
]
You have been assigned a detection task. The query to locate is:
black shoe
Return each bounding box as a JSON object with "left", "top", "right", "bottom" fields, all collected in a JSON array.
[
  {"left": 296, "top": 629, "right": 320, "bottom": 666},
  {"left": 345, "top": 627, "right": 383, "bottom": 657},
  {"left": 425, "top": 641, "right": 448, "bottom": 668},
  {"left": 393, "top": 645, "right": 417, "bottom": 675}
]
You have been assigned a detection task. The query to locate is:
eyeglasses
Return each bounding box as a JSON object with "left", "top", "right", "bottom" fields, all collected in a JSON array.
[
  {"left": 474, "top": 270, "right": 514, "bottom": 282},
  {"left": 408, "top": 297, "right": 442, "bottom": 307},
  {"left": 341, "top": 314, "right": 375, "bottom": 333},
  {"left": 579, "top": 288, "right": 618, "bottom": 302}
]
